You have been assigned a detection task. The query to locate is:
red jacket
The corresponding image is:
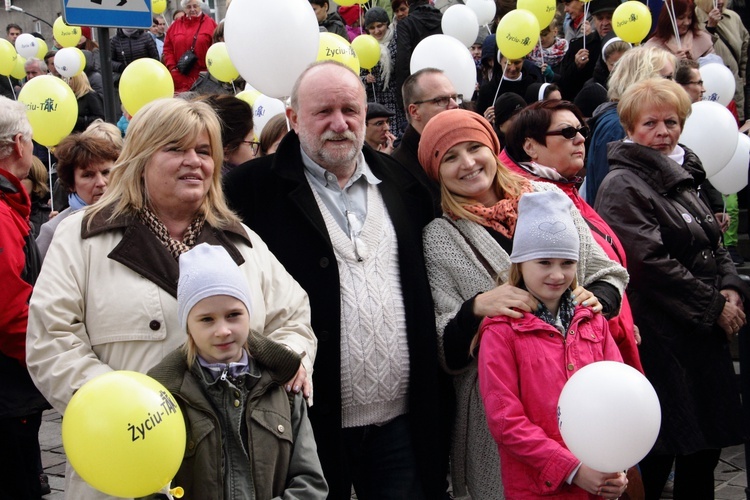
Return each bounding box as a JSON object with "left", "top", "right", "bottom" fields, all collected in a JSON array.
[
  {"left": 501, "top": 151, "right": 643, "bottom": 373},
  {"left": 163, "top": 13, "right": 217, "bottom": 93},
  {"left": 478, "top": 306, "right": 623, "bottom": 499},
  {"left": 0, "top": 167, "right": 32, "bottom": 364}
]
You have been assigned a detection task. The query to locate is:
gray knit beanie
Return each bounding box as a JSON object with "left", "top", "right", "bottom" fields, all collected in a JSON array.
[
  {"left": 177, "top": 243, "right": 252, "bottom": 329},
  {"left": 510, "top": 191, "right": 580, "bottom": 263},
  {"left": 364, "top": 7, "right": 390, "bottom": 28}
]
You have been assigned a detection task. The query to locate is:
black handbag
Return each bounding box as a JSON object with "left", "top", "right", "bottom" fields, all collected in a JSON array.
[{"left": 175, "top": 15, "right": 204, "bottom": 75}]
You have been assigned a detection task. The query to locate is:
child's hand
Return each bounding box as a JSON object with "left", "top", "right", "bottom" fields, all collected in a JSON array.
[
  {"left": 571, "top": 286, "right": 602, "bottom": 313},
  {"left": 285, "top": 364, "right": 311, "bottom": 399},
  {"left": 573, "top": 466, "right": 627, "bottom": 499}
]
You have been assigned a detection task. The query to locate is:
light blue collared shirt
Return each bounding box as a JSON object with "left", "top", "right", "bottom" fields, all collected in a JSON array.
[{"left": 301, "top": 147, "right": 381, "bottom": 235}]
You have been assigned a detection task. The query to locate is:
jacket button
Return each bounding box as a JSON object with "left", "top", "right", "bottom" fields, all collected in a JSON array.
[
  {"left": 188, "top": 441, "right": 195, "bottom": 450},
  {"left": 277, "top": 424, "right": 285, "bottom": 433},
  {"left": 545, "top": 481, "right": 552, "bottom": 487},
  {"left": 549, "top": 333, "right": 554, "bottom": 338},
  {"left": 569, "top": 330, "right": 575, "bottom": 336},
  {"left": 234, "top": 391, "right": 240, "bottom": 398},
  {"left": 319, "top": 257, "right": 329, "bottom": 268},
  {"left": 149, "top": 320, "right": 160, "bottom": 331},
  {"left": 567, "top": 363, "right": 575, "bottom": 371},
  {"left": 234, "top": 400, "right": 240, "bottom": 407}
]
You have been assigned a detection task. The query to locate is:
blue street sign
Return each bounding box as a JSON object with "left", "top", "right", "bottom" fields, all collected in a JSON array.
[{"left": 62, "top": 0, "right": 152, "bottom": 29}]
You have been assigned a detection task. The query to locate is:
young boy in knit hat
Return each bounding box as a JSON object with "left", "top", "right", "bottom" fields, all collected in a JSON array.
[
  {"left": 476, "top": 191, "right": 628, "bottom": 499},
  {"left": 147, "top": 243, "right": 327, "bottom": 499}
]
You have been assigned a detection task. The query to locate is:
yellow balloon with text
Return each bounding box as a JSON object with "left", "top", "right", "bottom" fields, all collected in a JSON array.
[
  {"left": 517, "top": 0, "right": 556, "bottom": 30},
  {"left": 11, "top": 55, "right": 26, "bottom": 80},
  {"left": 35, "top": 38, "right": 48, "bottom": 60},
  {"left": 0, "top": 38, "right": 17, "bottom": 76},
  {"left": 236, "top": 88, "right": 262, "bottom": 107},
  {"left": 613, "top": 1, "right": 652, "bottom": 44},
  {"left": 351, "top": 34, "right": 380, "bottom": 70},
  {"left": 119, "top": 58, "right": 174, "bottom": 116},
  {"left": 18, "top": 75, "right": 78, "bottom": 147},
  {"left": 496, "top": 9, "right": 539, "bottom": 60},
  {"left": 54, "top": 17, "right": 82, "bottom": 48},
  {"left": 152, "top": 0, "right": 167, "bottom": 14},
  {"left": 317, "top": 32, "right": 360, "bottom": 75},
  {"left": 206, "top": 42, "right": 239, "bottom": 82},
  {"left": 62, "top": 371, "right": 186, "bottom": 498}
]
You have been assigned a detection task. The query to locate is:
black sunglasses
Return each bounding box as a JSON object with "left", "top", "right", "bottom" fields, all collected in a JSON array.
[{"left": 546, "top": 125, "right": 589, "bottom": 140}]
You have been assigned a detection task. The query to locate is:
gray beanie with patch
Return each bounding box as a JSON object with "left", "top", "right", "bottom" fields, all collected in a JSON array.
[{"left": 510, "top": 191, "right": 580, "bottom": 263}]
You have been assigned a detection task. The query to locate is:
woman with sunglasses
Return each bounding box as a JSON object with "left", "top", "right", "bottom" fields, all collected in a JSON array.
[
  {"left": 503, "top": 99, "right": 643, "bottom": 373},
  {"left": 596, "top": 78, "right": 746, "bottom": 499},
  {"left": 418, "top": 108, "right": 629, "bottom": 499}
]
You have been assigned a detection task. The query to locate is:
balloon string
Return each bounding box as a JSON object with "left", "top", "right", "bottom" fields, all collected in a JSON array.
[
  {"left": 665, "top": 0, "right": 682, "bottom": 49},
  {"left": 582, "top": 2, "right": 589, "bottom": 51},
  {"left": 8, "top": 76, "right": 16, "bottom": 100},
  {"left": 485, "top": 23, "right": 492, "bottom": 35},
  {"left": 283, "top": 96, "right": 291, "bottom": 132},
  {"left": 491, "top": 60, "right": 508, "bottom": 111},
  {"left": 47, "top": 148, "right": 54, "bottom": 213},
  {"left": 538, "top": 36, "right": 545, "bottom": 69},
  {"left": 371, "top": 81, "right": 377, "bottom": 102},
  {"left": 231, "top": 81, "right": 236, "bottom": 94}
]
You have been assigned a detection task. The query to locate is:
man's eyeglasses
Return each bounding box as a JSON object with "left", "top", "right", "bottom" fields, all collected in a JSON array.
[
  {"left": 687, "top": 80, "right": 704, "bottom": 86},
  {"left": 546, "top": 125, "right": 589, "bottom": 140},
  {"left": 241, "top": 140, "right": 261, "bottom": 155},
  {"left": 367, "top": 119, "right": 389, "bottom": 127},
  {"left": 413, "top": 94, "right": 463, "bottom": 107}
]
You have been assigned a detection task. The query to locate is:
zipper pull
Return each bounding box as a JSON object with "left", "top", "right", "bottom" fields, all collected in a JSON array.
[{"left": 220, "top": 367, "right": 228, "bottom": 381}]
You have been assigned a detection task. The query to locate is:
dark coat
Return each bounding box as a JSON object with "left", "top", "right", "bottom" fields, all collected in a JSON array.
[
  {"left": 559, "top": 31, "right": 603, "bottom": 101},
  {"left": 391, "top": 123, "right": 442, "bottom": 216},
  {"left": 74, "top": 91, "right": 105, "bottom": 132},
  {"left": 395, "top": 2, "right": 442, "bottom": 106},
  {"left": 223, "top": 132, "right": 446, "bottom": 499},
  {"left": 595, "top": 141, "right": 745, "bottom": 454},
  {"left": 110, "top": 29, "right": 160, "bottom": 84}
]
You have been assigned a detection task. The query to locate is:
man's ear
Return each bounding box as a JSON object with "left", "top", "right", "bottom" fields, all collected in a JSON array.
[
  {"left": 286, "top": 107, "right": 299, "bottom": 133},
  {"left": 407, "top": 103, "right": 419, "bottom": 122},
  {"left": 13, "top": 134, "right": 26, "bottom": 158}
]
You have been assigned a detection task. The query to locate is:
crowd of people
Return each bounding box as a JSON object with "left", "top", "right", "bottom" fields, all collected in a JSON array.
[{"left": 2, "top": 0, "right": 750, "bottom": 499}]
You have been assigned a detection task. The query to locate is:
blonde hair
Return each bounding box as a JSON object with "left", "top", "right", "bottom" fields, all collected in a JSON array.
[
  {"left": 618, "top": 77, "right": 693, "bottom": 134},
  {"left": 86, "top": 98, "right": 239, "bottom": 229},
  {"left": 85, "top": 119, "right": 124, "bottom": 150},
  {"left": 468, "top": 263, "right": 578, "bottom": 356},
  {"left": 26, "top": 156, "right": 50, "bottom": 199},
  {"left": 440, "top": 158, "right": 528, "bottom": 222},
  {"left": 68, "top": 72, "right": 94, "bottom": 99},
  {"left": 607, "top": 46, "right": 677, "bottom": 101}
]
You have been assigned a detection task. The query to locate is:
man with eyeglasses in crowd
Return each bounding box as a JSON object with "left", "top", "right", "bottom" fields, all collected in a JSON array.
[
  {"left": 1, "top": 25, "right": 23, "bottom": 99},
  {"left": 224, "top": 60, "right": 448, "bottom": 500},
  {"left": 149, "top": 15, "right": 166, "bottom": 58},
  {"left": 364, "top": 102, "right": 397, "bottom": 154},
  {"left": 392, "top": 67, "right": 460, "bottom": 215}
]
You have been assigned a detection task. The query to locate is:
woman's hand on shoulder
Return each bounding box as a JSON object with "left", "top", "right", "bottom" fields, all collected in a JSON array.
[
  {"left": 573, "top": 466, "right": 627, "bottom": 499},
  {"left": 571, "top": 286, "right": 602, "bottom": 313},
  {"left": 286, "top": 364, "right": 311, "bottom": 400},
  {"left": 473, "top": 283, "right": 538, "bottom": 318},
  {"left": 719, "top": 289, "right": 746, "bottom": 340}
]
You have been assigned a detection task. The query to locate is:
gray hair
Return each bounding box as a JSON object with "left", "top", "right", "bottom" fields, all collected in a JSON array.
[
  {"left": 24, "top": 57, "right": 45, "bottom": 72},
  {"left": 180, "top": 0, "right": 204, "bottom": 8},
  {"left": 0, "top": 96, "right": 32, "bottom": 160}
]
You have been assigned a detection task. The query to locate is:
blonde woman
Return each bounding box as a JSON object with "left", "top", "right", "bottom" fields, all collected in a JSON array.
[
  {"left": 67, "top": 73, "right": 104, "bottom": 133},
  {"left": 26, "top": 98, "right": 317, "bottom": 500}
]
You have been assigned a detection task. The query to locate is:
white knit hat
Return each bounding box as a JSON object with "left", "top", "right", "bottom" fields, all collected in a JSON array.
[
  {"left": 510, "top": 191, "right": 580, "bottom": 263},
  {"left": 177, "top": 243, "right": 252, "bottom": 329}
]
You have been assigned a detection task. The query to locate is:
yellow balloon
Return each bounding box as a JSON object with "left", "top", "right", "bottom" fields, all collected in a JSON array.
[
  {"left": 0, "top": 38, "right": 17, "bottom": 76},
  {"left": 337, "top": 0, "right": 358, "bottom": 5},
  {"left": 613, "top": 1, "right": 652, "bottom": 44},
  {"left": 35, "top": 38, "right": 48, "bottom": 60},
  {"left": 11, "top": 55, "right": 26, "bottom": 80},
  {"left": 119, "top": 58, "right": 174, "bottom": 116},
  {"left": 351, "top": 34, "right": 380, "bottom": 70},
  {"left": 54, "top": 17, "right": 82, "bottom": 48},
  {"left": 206, "top": 42, "right": 239, "bottom": 83},
  {"left": 62, "top": 371, "right": 186, "bottom": 498},
  {"left": 152, "top": 0, "right": 167, "bottom": 15},
  {"left": 317, "top": 32, "right": 360, "bottom": 75},
  {"left": 18, "top": 75, "right": 78, "bottom": 147},
  {"left": 517, "top": 0, "right": 556, "bottom": 30},
  {"left": 496, "top": 9, "right": 540, "bottom": 60},
  {"left": 236, "top": 88, "right": 262, "bottom": 107}
]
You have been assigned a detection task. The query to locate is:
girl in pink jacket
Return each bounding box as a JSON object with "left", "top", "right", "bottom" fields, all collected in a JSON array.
[{"left": 478, "top": 190, "right": 628, "bottom": 499}]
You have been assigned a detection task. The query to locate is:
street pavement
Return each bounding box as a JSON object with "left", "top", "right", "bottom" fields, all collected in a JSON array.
[{"left": 39, "top": 409, "right": 749, "bottom": 499}]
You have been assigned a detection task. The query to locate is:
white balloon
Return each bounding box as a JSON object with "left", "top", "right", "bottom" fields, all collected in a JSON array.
[
  {"left": 253, "top": 94, "right": 286, "bottom": 137},
  {"left": 700, "top": 63, "right": 735, "bottom": 107},
  {"left": 680, "top": 101, "right": 738, "bottom": 177},
  {"left": 466, "top": 0, "right": 497, "bottom": 26},
  {"left": 708, "top": 133, "right": 750, "bottom": 195},
  {"left": 54, "top": 47, "right": 84, "bottom": 78},
  {"left": 224, "top": 0, "right": 319, "bottom": 98},
  {"left": 15, "top": 33, "right": 39, "bottom": 59},
  {"left": 442, "top": 5, "right": 480, "bottom": 48},
  {"left": 557, "top": 361, "right": 661, "bottom": 473},
  {"left": 410, "top": 35, "right": 477, "bottom": 101}
]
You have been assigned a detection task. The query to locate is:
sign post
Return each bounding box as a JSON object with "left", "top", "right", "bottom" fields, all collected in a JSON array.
[{"left": 62, "top": 0, "right": 152, "bottom": 29}]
